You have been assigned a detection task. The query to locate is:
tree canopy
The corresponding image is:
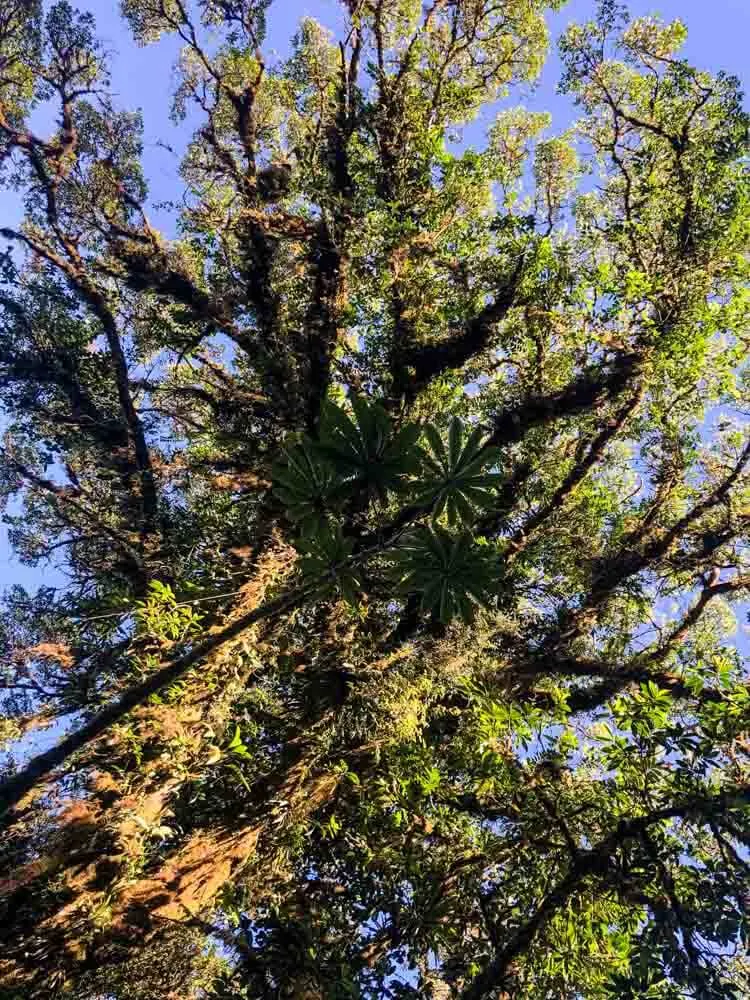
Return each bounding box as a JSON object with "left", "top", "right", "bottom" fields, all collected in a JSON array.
[{"left": 0, "top": 0, "right": 749, "bottom": 996}]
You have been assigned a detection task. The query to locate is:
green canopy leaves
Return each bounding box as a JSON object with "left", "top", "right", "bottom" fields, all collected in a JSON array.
[
  {"left": 316, "top": 396, "right": 422, "bottom": 500},
  {"left": 415, "top": 418, "right": 503, "bottom": 526},
  {"left": 390, "top": 526, "right": 499, "bottom": 623},
  {"left": 274, "top": 406, "right": 505, "bottom": 616},
  {"left": 272, "top": 441, "right": 343, "bottom": 526},
  {"left": 0, "top": 1, "right": 748, "bottom": 998}
]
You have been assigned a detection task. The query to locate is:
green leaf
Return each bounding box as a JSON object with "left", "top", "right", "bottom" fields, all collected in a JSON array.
[
  {"left": 226, "top": 725, "right": 250, "bottom": 757},
  {"left": 272, "top": 440, "right": 342, "bottom": 526},
  {"left": 415, "top": 417, "right": 503, "bottom": 525},
  {"left": 389, "top": 525, "right": 500, "bottom": 623},
  {"left": 317, "top": 396, "right": 422, "bottom": 500},
  {"left": 296, "top": 520, "right": 362, "bottom": 606}
]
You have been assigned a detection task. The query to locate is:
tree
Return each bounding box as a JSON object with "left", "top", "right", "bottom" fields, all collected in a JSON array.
[{"left": 0, "top": 0, "right": 748, "bottom": 995}]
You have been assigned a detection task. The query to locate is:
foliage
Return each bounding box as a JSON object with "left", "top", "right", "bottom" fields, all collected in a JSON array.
[
  {"left": 134, "top": 580, "right": 204, "bottom": 643},
  {"left": 0, "top": 0, "right": 748, "bottom": 998},
  {"left": 390, "top": 527, "right": 499, "bottom": 623},
  {"left": 316, "top": 397, "right": 423, "bottom": 501},
  {"left": 296, "top": 518, "right": 362, "bottom": 605},
  {"left": 415, "top": 418, "right": 503, "bottom": 526},
  {"left": 272, "top": 439, "right": 343, "bottom": 528}
]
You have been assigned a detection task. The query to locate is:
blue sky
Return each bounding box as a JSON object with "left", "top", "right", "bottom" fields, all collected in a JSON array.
[{"left": 1, "top": 0, "right": 748, "bottom": 595}]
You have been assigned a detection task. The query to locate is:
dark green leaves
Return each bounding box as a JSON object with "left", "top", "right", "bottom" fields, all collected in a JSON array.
[
  {"left": 274, "top": 404, "right": 506, "bottom": 619},
  {"left": 273, "top": 397, "right": 422, "bottom": 520},
  {"left": 415, "top": 416, "right": 503, "bottom": 525},
  {"left": 317, "top": 396, "right": 422, "bottom": 500},
  {"left": 296, "top": 520, "right": 362, "bottom": 606},
  {"left": 390, "top": 526, "right": 499, "bottom": 623},
  {"left": 272, "top": 441, "right": 342, "bottom": 527},
  {"left": 274, "top": 405, "right": 503, "bottom": 531}
]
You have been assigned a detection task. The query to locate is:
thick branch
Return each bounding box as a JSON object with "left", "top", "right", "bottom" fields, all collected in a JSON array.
[
  {"left": 394, "top": 264, "right": 524, "bottom": 403},
  {"left": 459, "top": 787, "right": 750, "bottom": 999},
  {"left": 0, "top": 517, "right": 421, "bottom": 817},
  {"left": 508, "top": 387, "right": 642, "bottom": 554},
  {"left": 488, "top": 352, "right": 641, "bottom": 448}
]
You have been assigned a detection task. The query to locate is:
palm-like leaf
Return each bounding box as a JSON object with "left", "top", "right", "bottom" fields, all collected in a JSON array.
[
  {"left": 272, "top": 441, "right": 342, "bottom": 529},
  {"left": 415, "top": 417, "right": 503, "bottom": 525},
  {"left": 317, "top": 396, "right": 422, "bottom": 500},
  {"left": 390, "top": 525, "right": 498, "bottom": 623},
  {"left": 296, "top": 520, "right": 362, "bottom": 606}
]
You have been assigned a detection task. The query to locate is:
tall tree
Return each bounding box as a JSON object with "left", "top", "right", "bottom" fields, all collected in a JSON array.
[{"left": 0, "top": 0, "right": 748, "bottom": 996}]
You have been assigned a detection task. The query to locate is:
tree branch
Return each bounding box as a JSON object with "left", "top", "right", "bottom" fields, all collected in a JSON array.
[{"left": 459, "top": 787, "right": 750, "bottom": 999}]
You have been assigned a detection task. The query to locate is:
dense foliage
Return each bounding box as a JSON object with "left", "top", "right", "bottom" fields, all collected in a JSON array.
[{"left": 0, "top": 0, "right": 749, "bottom": 996}]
